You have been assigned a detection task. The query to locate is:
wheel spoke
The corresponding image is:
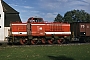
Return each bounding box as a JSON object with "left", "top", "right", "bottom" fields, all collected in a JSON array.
[
  {"left": 48, "top": 40, "right": 53, "bottom": 44},
  {"left": 31, "top": 40, "right": 36, "bottom": 45},
  {"left": 57, "top": 38, "right": 65, "bottom": 44},
  {"left": 31, "top": 40, "right": 39, "bottom": 45},
  {"left": 57, "top": 40, "right": 61, "bottom": 44},
  {"left": 41, "top": 38, "right": 46, "bottom": 44}
]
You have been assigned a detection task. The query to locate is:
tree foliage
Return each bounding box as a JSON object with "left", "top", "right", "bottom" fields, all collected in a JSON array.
[
  {"left": 54, "top": 14, "right": 63, "bottom": 22},
  {"left": 54, "top": 10, "right": 90, "bottom": 23},
  {"left": 64, "top": 10, "right": 90, "bottom": 23}
]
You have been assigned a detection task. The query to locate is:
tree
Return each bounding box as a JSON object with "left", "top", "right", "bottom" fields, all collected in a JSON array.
[
  {"left": 54, "top": 14, "right": 63, "bottom": 22},
  {"left": 64, "top": 9, "right": 90, "bottom": 23}
]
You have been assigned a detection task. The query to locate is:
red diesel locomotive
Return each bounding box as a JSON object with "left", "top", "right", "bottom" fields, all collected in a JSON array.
[{"left": 8, "top": 17, "right": 71, "bottom": 45}]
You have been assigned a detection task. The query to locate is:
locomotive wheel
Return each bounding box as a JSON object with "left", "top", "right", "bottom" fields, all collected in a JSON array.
[
  {"left": 41, "top": 38, "right": 46, "bottom": 44},
  {"left": 31, "top": 40, "right": 35, "bottom": 45},
  {"left": 48, "top": 40, "right": 53, "bottom": 44},
  {"left": 31, "top": 40, "right": 38, "bottom": 45},
  {"left": 57, "top": 39, "right": 65, "bottom": 44},
  {"left": 61, "top": 39, "right": 65, "bottom": 44},
  {"left": 57, "top": 40, "right": 62, "bottom": 44},
  {"left": 8, "top": 39, "right": 13, "bottom": 45},
  {"left": 84, "top": 37, "right": 90, "bottom": 43},
  {"left": 20, "top": 39, "right": 26, "bottom": 45}
]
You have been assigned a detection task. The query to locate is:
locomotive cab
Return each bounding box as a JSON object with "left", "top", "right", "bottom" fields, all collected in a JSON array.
[{"left": 27, "top": 17, "right": 44, "bottom": 23}]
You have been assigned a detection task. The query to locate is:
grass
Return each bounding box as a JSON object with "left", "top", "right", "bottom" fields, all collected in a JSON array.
[{"left": 0, "top": 44, "right": 90, "bottom": 60}]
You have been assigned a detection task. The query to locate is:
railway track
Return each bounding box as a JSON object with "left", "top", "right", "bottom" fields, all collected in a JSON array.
[{"left": 0, "top": 43, "right": 90, "bottom": 47}]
